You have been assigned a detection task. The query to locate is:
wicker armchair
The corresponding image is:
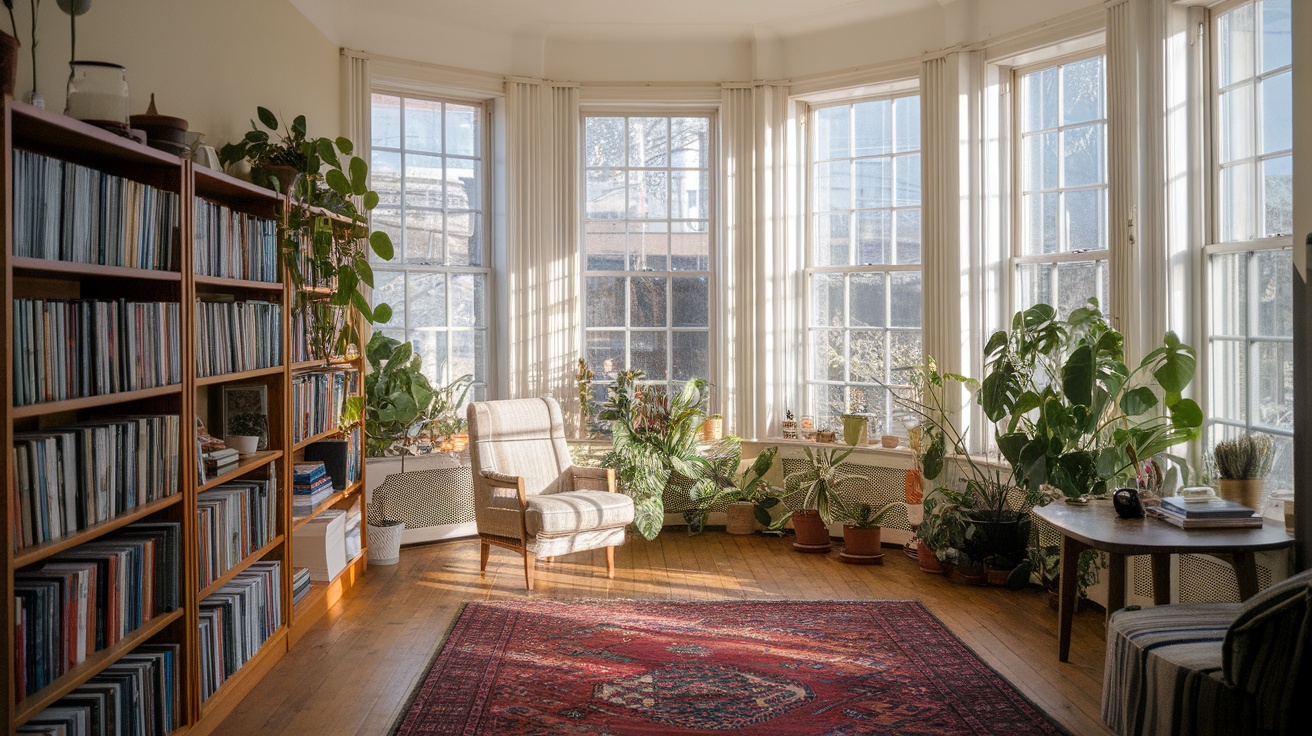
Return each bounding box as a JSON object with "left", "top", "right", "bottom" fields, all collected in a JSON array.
[{"left": 466, "top": 397, "right": 634, "bottom": 590}]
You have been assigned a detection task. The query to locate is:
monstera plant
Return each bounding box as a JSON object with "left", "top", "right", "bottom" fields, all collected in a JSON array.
[
  {"left": 348, "top": 333, "right": 471, "bottom": 457},
  {"left": 980, "top": 300, "right": 1203, "bottom": 500}
]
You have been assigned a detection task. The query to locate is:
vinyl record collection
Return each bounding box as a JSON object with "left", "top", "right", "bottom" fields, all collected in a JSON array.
[
  {"left": 11, "top": 415, "right": 181, "bottom": 550},
  {"left": 12, "top": 521, "right": 182, "bottom": 699},
  {"left": 198, "top": 561, "right": 283, "bottom": 701},
  {"left": 291, "top": 369, "right": 357, "bottom": 444},
  {"left": 195, "top": 300, "right": 284, "bottom": 378},
  {"left": 193, "top": 199, "right": 279, "bottom": 282},
  {"left": 13, "top": 150, "right": 179, "bottom": 271},
  {"left": 12, "top": 299, "right": 182, "bottom": 406},
  {"left": 197, "top": 471, "right": 279, "bottom": 589},
  {"left": 15, "top": 644, "right": 180, "bottom": 736}
]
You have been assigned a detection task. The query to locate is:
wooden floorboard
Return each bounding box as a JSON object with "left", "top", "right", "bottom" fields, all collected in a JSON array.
[{"left": 216, "top": 530, "right": 1114, "bottom": 736}]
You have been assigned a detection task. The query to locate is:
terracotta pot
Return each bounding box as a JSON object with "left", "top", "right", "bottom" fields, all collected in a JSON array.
[
  {"left": 917, "top": 541, "right": 944, "bottom": 574},
  {"left": 701, "top": 416, "right": 723, "bottom": 442},
  {"left": 0, "top": 32, "right": 17, "bottom": 98},
  {"left": 726, "top": 502, "right": 756, "bottom": 535},
  {"left": 841, "top": 525, "right": 881, "bottom": 556},
  {"left": 1217, "top": 478, "right": 1267, "bottom": 511},
  {"left": 791, "top": 509, "right": 832, "bottom": 552},
  {"left": 986, "top": 566, "right": 1012, "bottom": 586},
  {"left": 948, "top": 562, "right": 988, "bottom": 586}
]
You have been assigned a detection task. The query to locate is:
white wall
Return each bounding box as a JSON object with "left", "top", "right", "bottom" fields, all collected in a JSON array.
[{"left": 8, "top": 0, "right": 339, "bottom": 147}]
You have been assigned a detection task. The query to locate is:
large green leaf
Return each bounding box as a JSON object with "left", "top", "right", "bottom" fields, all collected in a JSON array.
[
  {"left": 390, "top": 340, "right": 414, "bottom": 366},
  {"left": 1061, "top": 344, "right": 1093, "bottom": 407},
  {"left": 349, "top": 157, "right": 369, "bottom": 195},
  {"left": 325, "top": 169, "right": 352, "bottom": 197},
  {"left": 1151, "top": 338, "right": 1196, "bottom": 393},
  {"left": 373, "top": 302, "right": 393, "bottom": 325},
  {"left": 1119, "top": 386, "right": 1158, "bottom": 416},
  {"left": 1169, "top": 398, "right": 1203, "bottom": 428},
  {"left": 257, "top": 107, "right": 279, "bottom": 130},
  {"left": 316, "top": 138, "right": 339, "bottom": 168},
  {"left": 370, "top": 231, "right": 395, "bottom": 261}
]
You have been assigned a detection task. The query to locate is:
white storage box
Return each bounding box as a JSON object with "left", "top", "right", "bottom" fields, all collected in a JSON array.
[{"left": 293, "top": 510, "right": 347, "bottom": 582}]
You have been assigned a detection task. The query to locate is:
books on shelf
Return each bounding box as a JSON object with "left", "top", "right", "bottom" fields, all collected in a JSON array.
[
  {"left": 12, "top": 521, "right": 181, "bottom": 700},
  {"left": 201, "top": 447, "right": 240, "bottom": 479},
  {"left": 198, "top": 561, "right": 282, "bottom": 701},
  {"left": 292, "top": 511, "right": 346, "bottom": 583},
  {"left": 1160, "top": 496, "right": 1257, "bottom": 519},
  {"left": 291, "top": 369, "right": 357, "bottom": 444},
  {"left": 13, "top": 149, "right": 180, "bottom": 271},
  {"left": 193, "top": 199, "right": 279, "bottom": 282},
  {"left": 292, "top": 462, "right": 334, "bottom": 517},
  {"left": 196, "top": 469, "right": 278, "bottom": 590},
  {"left": 12, "top": 298, "right": 181, "bottom": 407},
  {"left": 11, "top": 415, "right": 181, "bottom": 551},
  {"left": 291, "top": 567, "right": 312, "bottom": 606},
  {"left": 344, "top": 500, "right": 362, "bottom": 560},
  {"left": 195, "top": 299, "right": 284, "bottom": 378},
  {"left": 16, "top": 643, "right": 180, "bottom": 736}
]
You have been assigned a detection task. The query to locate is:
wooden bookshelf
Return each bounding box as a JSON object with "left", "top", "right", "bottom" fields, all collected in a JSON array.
[
  {"left": 291, "top": 480, "right": 363, "bottom": 532},
  {"left": 290, "top": 355, "right": 361, "bottom": 372},
  {"left": 2, "top": 102, "right": 367, "bottom": 735},
  {"left": 289, "top": 550, "right": 367, "bottom": 647}
]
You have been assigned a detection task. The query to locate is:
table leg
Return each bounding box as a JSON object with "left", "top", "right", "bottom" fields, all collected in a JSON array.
[
  {"left": 1058, "top": 535, "right": 1087, "bottom": 663},
  {"left": 1106, "top": 552, "right": 1127, "bottom": 620},
  {"left": 1151, "top": 553, "right": 1172, "bottom": 605},
  {"left": 1231, "top": 551, "right": 1260, "bottom": 600}
]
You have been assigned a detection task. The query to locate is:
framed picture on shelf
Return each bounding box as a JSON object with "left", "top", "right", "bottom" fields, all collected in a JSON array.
[{"left": 222, "top": 384, "right": 270, "bottom": 451}]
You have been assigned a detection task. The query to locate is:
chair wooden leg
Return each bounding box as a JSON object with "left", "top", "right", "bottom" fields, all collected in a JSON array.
[
  {"left": 524, "top": 551, "right": 536, "bottom": 591},
  {"left": 606, "top": 546, "right": 615, "bottom": 579},
  {"left": 479, "top": 541, "right": 490, "bottom": 576}
]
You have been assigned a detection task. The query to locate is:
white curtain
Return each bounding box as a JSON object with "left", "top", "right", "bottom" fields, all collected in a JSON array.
[
  {"left": 720, "top": 83, "right": 794, "bottom": 440},
  {"left": 1105, "top": 0, "right": 1141, "bottom": 357},
  {"left": 341, "top": 49, "right": 371, "bottom": 157},
  {"left": 504, "top": 79, "right": 581, "bottom": 411}
]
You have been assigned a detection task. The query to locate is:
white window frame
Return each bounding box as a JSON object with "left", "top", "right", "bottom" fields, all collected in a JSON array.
[
  {"left": 1201, "top": 0, "right": 1294, "bottom": 466},
  {"left": 580, "top": 111, "right": 718, "bottom": 401},
  {"left": 369, "top": 91, "right": 496, "bottom": 400},
  {"left": 803, "top": 90, "right": 923, "bottom": 437},
  {"left": 1009, "top": 49, "right": 1110, "bottom": 318}
]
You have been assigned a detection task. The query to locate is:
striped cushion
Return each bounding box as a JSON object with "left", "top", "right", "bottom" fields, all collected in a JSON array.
[
  {"left": 525, "top": 490, "right": 634, "bottom": 536},
  {"left": 1222, "top": 568, "right": 1312, "bottom": 733}
]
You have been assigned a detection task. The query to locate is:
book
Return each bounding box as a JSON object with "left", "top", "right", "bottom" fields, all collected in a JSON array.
[
  {"left": 1148, "top": 506, "right": 1264, "bottom": 529},
  {"left": 1160, "top": 496, "right": 1256, "bottom": 519}
]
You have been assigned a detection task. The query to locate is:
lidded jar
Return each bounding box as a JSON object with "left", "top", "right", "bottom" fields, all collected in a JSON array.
[{"left": 65, "top": 61, "right": 130, "bottom": 127}]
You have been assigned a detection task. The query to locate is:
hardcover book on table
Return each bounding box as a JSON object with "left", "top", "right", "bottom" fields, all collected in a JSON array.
[{"left": 1160, "top": 496, "right": 1256, "bottom": 519}]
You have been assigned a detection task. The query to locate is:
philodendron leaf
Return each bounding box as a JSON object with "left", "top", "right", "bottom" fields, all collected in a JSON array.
[
  {"left": 1119, "top": 386, "right": 1158, "bottom": 416},
  {"left": 1169, "top": 398, "right": 1203, "bottom": 428},
  {"left": 1061, "top": 344, "right": 1093, "bottom": 407},
  {"left": 292, "top": 115, "right": 307, "bottom": 138},
  {"left": 325, "top": 169, "right": 351, "bottom": 197},
  {"left": 349, "top": 157, "right": 369, "bottom": 195},
  {"left": 1151, "top": 335, "right": 1196, "bottom": 393},
  {"left": 257, "top": 107, "right": 279, "bottom": 130},
  {"left": 370, "top": 231, "right": 395, "bottom": 260},
  {"left": 350, "top": 289, "right": 374, "bottom": 322},
  {"left": 316, "top": 138, "right": 339, "bottom": 168},
  {"left": 336, "top": 137, "right": 354, "bottom": 156},
  {"left": 363, "top": 191, "right": 379, "bottom": 210},
  {"left": 390, "top": 340, "right": 414, "bottom": 366}
]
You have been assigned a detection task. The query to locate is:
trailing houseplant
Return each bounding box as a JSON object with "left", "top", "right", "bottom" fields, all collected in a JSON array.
[
  {"left": 220, "top": 108, "right": 396, "bottom": 361},
  {"left": 598, "top": 371, "right": 716, "bottom": 540},
  {"left": 980, "top": 300, "right": 1203, "bottom": 501}
]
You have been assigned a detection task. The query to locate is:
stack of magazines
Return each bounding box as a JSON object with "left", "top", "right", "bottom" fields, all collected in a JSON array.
[
  {"left": 292, "top": 462, "right": 334, "bottom": 516},
  {"left": 1149, "top": 495, "right": 1262, "bottom": 529}
]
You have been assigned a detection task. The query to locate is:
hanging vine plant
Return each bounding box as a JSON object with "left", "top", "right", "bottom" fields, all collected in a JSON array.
[{"left": 220, "top": 107, "right": 395, "bottom": 358}]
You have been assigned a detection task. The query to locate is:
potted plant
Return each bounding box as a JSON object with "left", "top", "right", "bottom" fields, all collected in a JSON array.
[
  {"left": 839, "top": 501, "right": 904, "bottom": 564},
  {"left": 1007, "top": 544, "right": 1104, "bottom": 608},
  {"left": 918, "top": 486, "right": 968, "bottom": 573},
  {"left": 225, "top": 412, "right": 266, "bottom": 454},
  {"left": 1212, "top": 434, "right": 1274, "bottom": 510},
  {"left": 351, "top": 332, "right": 473, "bottom": 457},
  {"left": 576, "top": 357, "right": 598, "bottom": 439},
  {"left": 701, "top": 413, "right": 724, "bottom": 442},
  {"left": 598, "top": 371, "right": 718, "bottom": 540},
  {"left": 980, "top": 300, "right": 1203, "bottom": 502},
  {"left": 784, "top": 446, "right": 856, "bottom": 553},
  {"left": 699, "top": 446, "right": 792, "bottom": 536}
]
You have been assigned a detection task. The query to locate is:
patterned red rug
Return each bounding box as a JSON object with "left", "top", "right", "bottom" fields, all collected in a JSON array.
[{"left": 393, "top": 599, "right": 1067, "bottom": 735}]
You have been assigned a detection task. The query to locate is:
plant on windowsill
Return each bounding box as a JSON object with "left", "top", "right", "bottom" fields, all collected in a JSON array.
[
  {"left": 783, "top": 446, "right": 857, "bottom": 553},
  {"left": 219, "top": 107, "right": 396, "bottom": 361},
  {"left": 1212, "top": 433, "right": 1275, "bottom": 510}
]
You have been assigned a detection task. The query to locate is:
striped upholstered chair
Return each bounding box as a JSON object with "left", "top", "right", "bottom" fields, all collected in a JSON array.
[
  {"left": 1102, "top": 567, "right": 1312, "bottom": 736},
  {"left": 466, "top": 397, "right": 634, "bottom": 590}
]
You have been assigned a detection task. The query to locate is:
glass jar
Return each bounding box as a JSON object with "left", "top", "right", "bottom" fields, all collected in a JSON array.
[{"left": 65, "top": 61, "right": 129, "bottom": 126}]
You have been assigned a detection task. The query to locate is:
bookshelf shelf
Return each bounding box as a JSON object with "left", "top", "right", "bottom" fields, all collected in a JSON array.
[
  {"left": 198, "top": 535, "right": 287, "bottom": 599},
  {"left": 197, "top": 449, "right": 283, "bottom": 492},
  {"left": 292, "top": 549, "right": 367, "bottom": 619},
  {"left": 291, "top": 356, "right": 361, "bottom": 373},
  {"left": 291, "top": 480, "right": 363, "bottom": 532},
  {"left": 195, "top": 365, "right": 286, "bottom": 387},
  {"left": 293, "top": 426, "right": 347, "bottom": 451},
  {"left": 11, "top": 101, "right": 182, "bottom": 170},
  {"left": 11, "top": 256, "right": 184, "bottom": 282},
  {"left": 11, "top": 494, "right": 185, "bottom": 569},
  {"left": 10, "top": 383, "right": 184, "bottom": 419},
  {"left": 194, "top": 274, "right": 285, "bottom": 293},
  {"left": 193, "top": 165, "right": 286, "bottom": 206},
  {"left": 12, "top": 608, "right": 186, "bottom": 727}
]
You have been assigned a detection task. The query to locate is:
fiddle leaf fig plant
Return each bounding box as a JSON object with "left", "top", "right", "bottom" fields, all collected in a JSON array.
[{"left": 980, "top": 300, "right": 1202, "bottom": 500}]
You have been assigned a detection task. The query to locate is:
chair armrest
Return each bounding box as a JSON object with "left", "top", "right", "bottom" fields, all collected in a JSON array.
[
  {"left": 480, "top": 470, "right": 527, "bottom": 507},
  {"left": 570, "top": 465, "right": 616, "bottom": 493}
]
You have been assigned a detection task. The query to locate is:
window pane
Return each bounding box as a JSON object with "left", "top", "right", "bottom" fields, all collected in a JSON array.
[
  {"left": 1210, "top": 339, "right": 1247, "bottom": 422},
  {"left": 814, "top": 161, "right": 851, "bottom": 212},
  {"left": 404, "top": 209, "right": 444, "bottom": 264},
  {"left": 670, "top": 223, "right": 710, "bottom": 272},
  {"left": 449, "top": 329, "right": 485, "bottom": 385},
  {"left": 670, "top": 169, "right": 707, "bottom": 220},
  {"left": 894, "top": 154, "right": 920, "bottom": 206},
  {"left": 1210, "top": 252, "right": 1248, "bottom": 336},
  {"left": 816, "top": 105, "right": 851, "bottom": 160},
  {"left": 855, "top": 210, "right": 888, "bottom": 266},
  {"left": 1062, "top": 57, "right": 1104, "bottom": 125},
  {"left": 372, "top": 94, "right": 401, "bottom": 148},
  {"left": 403, "top": 153, "right": 445, "bottom": 210},
  {"left": 1261, "top": 0, "right": 1291, "bottom": 73},
  {"left": 854, "top": 158, "right": 891, "bottom": 209},
  {"left": 1064, "top": 189, "right": 1106, "bottom": 252},
  {"left": 1016, "top": 263, "right": 1053, "bottom": 311},
  {"left": 404, "top": 98, "right": 442, "bottom": 152},
  {"left": 889, "top": 331, "right": 922, "bottom": 386},
  {"left": 889, "top": 272, "right": 922, "bottom": 328},
  {"left": 1023, "top": 192, "right": 1059, "bottom": 255},
  {"left": 446, "top": 103, "right": 479, "bottom": 157},
  {"left": 630, "top": 332, "right": 668, "bottom": 380},
  {"left": 853, "top": 99, "right": 891, "bottom": 157},
  {"left": 1218, "top": 3, "right": 1256, "bottom": 87},
  {"left": 1219, "top": 83, "right": 1256, "bottom": 164},
  {"left": 449, "top": 274, "right": 485, "bottom": 327},
  {"left": 586, "top": 117, "right": 625, "bottom": 167},
  {"left": 446, "top": 210, "right": 481, "bottom": 267},
  {"left": 849, "top": 330, "right": 885, "bottom": 383},
  {"left": 816, "top": 212, "right": 852, "bottom": 266},
  {"left": 586, "top": 169, "right": 626, "bottom": 219},
  {"left": 850, "top": 273, "right": 886, "bottom": 328},
  {"left": 671, "top": 117, "right": 709, "bottom": 168},
  {"left": 374, "top": 270, "right": 406, "bottom": 330},
  {"left": 895, "top": 96, "right": 920, "bottom": 153},
  {"left": 672, "top": 277, "right": 709, "bottom": 328},
  {"left": 812, "top": 273, "right": 846, "bottom": 327},
  {"left": 895, "top": 209, "right": 921, "bottom": 265},
  {"left": 1023, "top": 67, "right": 1058, "bottom": 132},
  {"left": 586, "top": 222, "right": 626, "bottom": 271},
  {"left": 1055, "top": 260, "right": 1100, "bottom": 318},
  {"left": 1061, "top": 124, "right": 1104, "bottom": 188},
  {"left": 629, "top": 222, "right": 669, "bottom": 271},
  {"left": 629, "top": 117, "right": 668, "bottom": 167},
  {"left": 1024, "top": 132, "right": 1059, "bottom": 191},
  {"left": 1262, "top": 155, "right": 1293, "bottom": 237},
  {"left": 411, "top": 330, "right": 445, "bottom": 385},
  {"left": 448, "top": 157, "right": 481, "bottom": 210},
  {"left": 1256, "top": 341, "right": 1292, "bottom": 429},
  {"left": 407, "top": 272, "right": 447, "bottom": 329},
  {"left": 587, "top": 331, "right": 626, "bottom": 379},
  {"left": 586, "top": 276, "right": 625, "bottom": 328},
  {"left": 1254, "top": 248, "right": 1292, "bottom": 337},
  {"left": 811, "top": 329, "right": 845, "bottom": 382},
  {"left": 1260, "top": 72, "right": 1291, "bottom": 154},
  {"left": 630, "top": 276, "right": 668, "bottom": 328},
  {"left": 372, "top": 151, "right": 402, "bottom": 208},
  {"left": 811, "top": 384, "right": 847, "bottom": 431},
  {"left": 629, "top": 171, "right": 669, "bottom": 219},
  {"left": 671, "top": 332, "right": 709, "bottom": 381},
  {"left": 1219, "top": 162, "right": 1256, "bottom": 242}
]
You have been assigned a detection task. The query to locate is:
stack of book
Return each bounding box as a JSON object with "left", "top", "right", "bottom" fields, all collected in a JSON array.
[
  {"left": 201, "top": 447, "right": 240, "bottom": 479},
  {"left": 198, "top": 561, "right": 282, "bottom": 701},
  {"left": 1151, "top": 496, "right": 1263, "bottom": 529},
  {"left": 292, "top": 462, "right": 334, "bottom": 517},
  {"left": 292, "top": 510, "right": 347, "bottom": 583},
  {"left": 20, "top": 643, "right": 179, "bottom": 735},
  {"left": 291, "top": 567, "right": 313, "bottom": 605}
]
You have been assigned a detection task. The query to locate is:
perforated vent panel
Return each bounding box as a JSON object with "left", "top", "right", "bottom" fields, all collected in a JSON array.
[
  {"left": 367, "top": 466, "right": 475, "bottom": 529},
  {"left": 1133, "top": 556, "right": 1154, "bottom": 599},
  {"left": 1179, "top": 553, "right": 1274, "bottom": 604},
  {"left": 778, "top": 458, "right": 912, "bottom": 531}
]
